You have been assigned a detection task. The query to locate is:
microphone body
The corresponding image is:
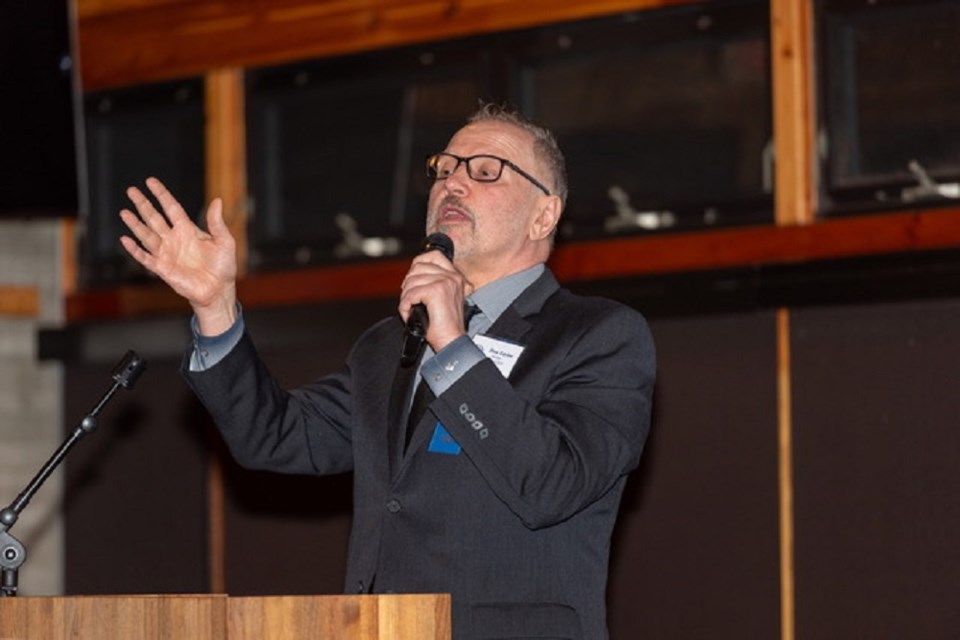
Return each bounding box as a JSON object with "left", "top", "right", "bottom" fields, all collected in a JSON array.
[{"left": 401, "top": 233, "right": 455, "bottom": 365}]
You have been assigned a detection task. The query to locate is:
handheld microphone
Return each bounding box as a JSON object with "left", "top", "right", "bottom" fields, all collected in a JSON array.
[{"left": 401, "top": 232, "right": 455, "bottom": 365}]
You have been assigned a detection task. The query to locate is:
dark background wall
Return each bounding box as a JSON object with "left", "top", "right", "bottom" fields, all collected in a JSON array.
[
  {"left": 608, "top": 310, "right": 780, "bottom": 638},
  {"left": 791, "top": 298, "right": 960, "bottom": 639},
  {"left": 63, "top": 356, "right": 209, "bottom": 594},
  {"left": 58, "top": 288, "right": 960, "bottom": 638}
]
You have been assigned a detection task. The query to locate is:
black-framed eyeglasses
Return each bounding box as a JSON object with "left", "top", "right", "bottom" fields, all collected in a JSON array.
[{"left": 426, "top": 152, "right": 552, "bottom": 196}]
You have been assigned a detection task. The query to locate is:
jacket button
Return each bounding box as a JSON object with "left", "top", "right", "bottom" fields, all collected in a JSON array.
[{"left": 386, "top": 499, "right": 401, "bottom": 513}]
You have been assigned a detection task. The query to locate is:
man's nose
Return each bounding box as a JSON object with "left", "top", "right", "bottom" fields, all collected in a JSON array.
[{"left": 443, "top": 162, "right": 471, "bottom": 194}]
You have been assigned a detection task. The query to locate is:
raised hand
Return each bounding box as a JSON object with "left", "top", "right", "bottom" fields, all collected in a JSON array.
[{"left": 119, "top": 177, "right": 238, "bottom": 335}]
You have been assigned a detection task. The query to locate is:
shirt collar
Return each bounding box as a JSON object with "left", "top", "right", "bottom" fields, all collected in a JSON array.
[{"left": 466, "top": 263, "right": 545, "bottom": 326}]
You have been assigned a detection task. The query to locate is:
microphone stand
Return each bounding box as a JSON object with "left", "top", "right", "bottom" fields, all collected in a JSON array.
[{"left": 0, "top": 350, "right": 146, "bottom": 596}]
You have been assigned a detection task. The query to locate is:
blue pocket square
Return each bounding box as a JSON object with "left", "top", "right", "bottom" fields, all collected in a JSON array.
[{"left": 427, "top": 422, "right": 462, "bottom": 455}]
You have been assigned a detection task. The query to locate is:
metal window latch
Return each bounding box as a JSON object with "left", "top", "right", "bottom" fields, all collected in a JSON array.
[
  {"left": 333, "top": 212, "right": 401, "bottom": 259},
  {"left": 604, "top": 185, "right": 677, "bottom": 232},
  {"left": 901, "top": 160, "right": 960, "bottom": 203}
]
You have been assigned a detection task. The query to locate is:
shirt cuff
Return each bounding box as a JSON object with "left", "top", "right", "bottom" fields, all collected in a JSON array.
[
  {"left": 419, "top": 335, "right": 486, "bottom": 396},
  {"left": 188, "top": 304, "right": 245, "bottom": 371}
]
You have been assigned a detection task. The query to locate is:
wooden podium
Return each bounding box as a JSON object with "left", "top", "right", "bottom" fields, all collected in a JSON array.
[{"left": 0, "top": 593, "right": 450, "bottom": 639}]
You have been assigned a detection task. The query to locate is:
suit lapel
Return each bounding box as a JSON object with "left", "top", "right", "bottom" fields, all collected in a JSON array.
[
  {"left": 387, "top": 358, "right": 418, "bottom": 477},
  {"left": 484, "top": 268, "right": 561, "bottom": 344},
  {"left": 404, "top": 403, "right": 437, "bottom": 462}
]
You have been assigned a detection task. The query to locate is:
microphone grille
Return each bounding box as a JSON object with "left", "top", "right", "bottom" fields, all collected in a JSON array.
[{"left": 422, "top": 232, "right": 454, "bottom": 261}]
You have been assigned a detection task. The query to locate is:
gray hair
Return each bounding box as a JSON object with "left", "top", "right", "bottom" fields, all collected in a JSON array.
[{"left": 467, "top": 102, "right": 568, "bottom": 210}]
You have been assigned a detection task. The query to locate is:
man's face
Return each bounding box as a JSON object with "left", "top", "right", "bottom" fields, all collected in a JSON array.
[{"left": 426, "top": 120, "right": 555, "bottom": 285}]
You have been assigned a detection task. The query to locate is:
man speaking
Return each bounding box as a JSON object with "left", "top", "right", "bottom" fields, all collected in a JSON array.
[{"left": 118, "top": 103, "right": 656, "bottom": 639}]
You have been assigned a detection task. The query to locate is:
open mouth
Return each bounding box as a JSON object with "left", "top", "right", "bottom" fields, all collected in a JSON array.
[
  {"left": 439, "top": 206, "right": 471, "bottom": 224},
  {"left": 435, "top": 197, "right": 473, "bottom": 226}
]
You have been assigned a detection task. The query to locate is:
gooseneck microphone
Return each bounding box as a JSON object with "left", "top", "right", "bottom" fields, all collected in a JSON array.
[{"left": 400, "top": 232, "right": 455, "bottom": 366}]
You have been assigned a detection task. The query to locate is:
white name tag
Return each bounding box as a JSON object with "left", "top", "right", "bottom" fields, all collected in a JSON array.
[{"left": 472, "top": 334, "right": 525, "bottom": 378}]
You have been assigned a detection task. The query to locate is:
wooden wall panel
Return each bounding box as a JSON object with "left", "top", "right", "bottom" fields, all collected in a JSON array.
[
  {"left": 76, "top": 0, "right": 697, "bottom": 91},
  {"left": 64, "top": 206, "right": 960, "bottom": 323},
  {"left": 0, "top": 286, "right": 40, "bottom": 317},
  {"left": 770, "top": 0, "right": 815, "bottom": 225},
  {"left": 205, "top": 69, "right": 248, "bottom": 278}
]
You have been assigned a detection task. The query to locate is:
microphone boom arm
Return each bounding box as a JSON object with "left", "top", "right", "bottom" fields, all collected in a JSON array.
[{"left": 0, "top": 350, "right": 146, "bottom": 597}]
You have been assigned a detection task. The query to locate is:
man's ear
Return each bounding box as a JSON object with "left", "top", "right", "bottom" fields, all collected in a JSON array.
[{"left": 529, "top": 194, "right": 562, "bottom": 241}]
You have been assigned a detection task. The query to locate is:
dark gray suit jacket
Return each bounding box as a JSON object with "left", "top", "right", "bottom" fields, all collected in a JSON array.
[{"left": 183, "top": 268, "right": 656, "bottom": 640}]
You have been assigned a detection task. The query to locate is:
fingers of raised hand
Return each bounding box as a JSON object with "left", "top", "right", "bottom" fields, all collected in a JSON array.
[
  {"left": 204, "top": 198, "right": 234, "bottom": 247},
  {"left": 146, "top": 177, "right": 191, "bottom": 226},
  {"left": 119, "top": 207, "right": 161, "bottom": 254},
  {"left": 125, "top": 186, "right": 172, "bottom": 239},
  {"left": 119, "top": 234, "right": 157, "bottom": 271}
]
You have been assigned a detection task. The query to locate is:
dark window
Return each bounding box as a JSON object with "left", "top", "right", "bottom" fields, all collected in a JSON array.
[
  {"left": 511, "top": 1, "right": 772, "bottom": 240},
  {"left": 82, "top": 80, "right": 205, "bottom": 287},
  {"left": 245, "top": 1, "right": 771, "bottom": 271},
  {"left": 246, "top": 45, "right": 491, "bottom": 271},
  {"left": 818, "top": 0, "right": 960, "bottom": 215}
]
